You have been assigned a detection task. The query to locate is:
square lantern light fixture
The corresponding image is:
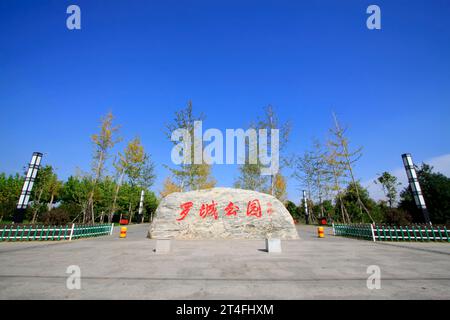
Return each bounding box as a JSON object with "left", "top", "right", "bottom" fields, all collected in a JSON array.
[
  {"left": 14, "top": 152, "right": 43, "bottom": 223},
  {"left": 401, "top": 153, "right": 431, "bottom": 224},
  {"left": 303, "top": 190, "right": 309, "bottom": 224}
]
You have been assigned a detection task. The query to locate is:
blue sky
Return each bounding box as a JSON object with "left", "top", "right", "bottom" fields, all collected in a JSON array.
[{"left": 1, "top": 0, "right": 449, "bottom": 202}]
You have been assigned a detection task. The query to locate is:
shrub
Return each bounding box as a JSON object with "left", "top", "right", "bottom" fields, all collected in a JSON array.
[
  {"left": 285, "top": 200, "right": 301, "bottom": 222},
  {"left": 383, "top": 207, "right": 413, "bottom": 225},
  {"left": 40, "top": 207, "right": 71, "bottom": 225}
]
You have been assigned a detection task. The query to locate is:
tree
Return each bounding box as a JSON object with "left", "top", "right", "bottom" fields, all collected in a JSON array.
[
  {"left": 110, "top": 137, "right": 155, "bottom": 222},
  {"left": 160, "top": 177, "right": 182, "bottom": 198},
  {"left": 399, "top": 163, "right": 450, "bottom": 224},
  {"left": 336, "top": 182, "right": 381, "bottom": 223},
  {"left": 310, "top": 140, "right": 333, "bottom": 218},
  {"left": 292, "top": 150, "right": 315, "bottom": 201},
  {"left": 60, "top": 175, "right": 92, "bottom": 223},
  {"left": 165, "top": 101, "right": 215, "bottom": 191},
  {"left": 297, "top": 197, "right": 315, "bottom": 223},
  {"left": 375, "top": 172, "right": 400, "bottom": 208},
  {"left": 46, "top": 173, "right": 62, "bottom": 212},
  {"left": 328, "top": 113, "right": 373, "bottom": 223},
  {"left": 256, "top": 105, "right": 291, "bottom": 195},
  {"left": 273, "top": 174, "right": 287, "bottom": 201},
  {"left": 86, "top": 112, "right": 121, "bottom": 223},
  {"left": 30, "top": 165, "right": 59, "bottom": 223},
  {"left": 191, "top": 163, "right": 216, "bottom": 190},
  {"left": 312, "top": 199, "right": 335, "bottom": 222},
  {"left": 234, "top": 164, "right": 269, "bottom": 192},
  {"left": 117, "top": 183, "right": 141, "bottom": 223},
  {"left": 291, "top": 139, "right": 332, "bottom": 222},
  {"left": 40, "top": 207, "right": 71, "bottom": 225},
  {"left": 378, "top": 202, "right": 412, "bottom": 225},
  {"left": 142, "top": 190, "right": 159, "bottom": 222},
  {"left": 95, "top": 176, "right": 116, "bottom": 223},
  {"left": 285, "top": 200, "right": 301, "bottom": 222},
  {"left": 326, "top": 138, "right": 350, "bottom": 223},
  {"left": 0, "top": 173, "right": 23, "bottom": 222},
  {"left": 235, "top": 105, "right": 290, "bottom": 194}
]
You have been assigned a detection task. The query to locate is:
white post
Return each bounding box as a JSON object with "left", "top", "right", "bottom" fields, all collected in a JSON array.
[
  {"left": 303, "top": 190, "right": 309, "bottom": 224},
  {"left": 370, "top": 223, "right": 376, "bottom": 242},
  {"left": 138, "top": 190, "right": 145, "bottom": 222},
  {"left": 110, "top": 223, "right": 114, "bottom": 235},
  {"left": 69, "top": 223, "right": 75, "bottom": 241},
  {"left": 332, "top": 222, "right": 335, "bottom": 236}
]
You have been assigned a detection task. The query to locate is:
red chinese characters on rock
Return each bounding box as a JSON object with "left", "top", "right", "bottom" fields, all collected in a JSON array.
[
  {"left": 199, "top": 201, "right": 218, "bottom": 220},
  {"left": 177, "top": 201, "right": 194, "bottom": 221},
  {"left": 266, "top": 202, "right": 274, "bottom": 215},
  {"left": 176, "top": 199, "right": 270, "bottom": 221},
  {"left": 246, "top": 199, "right": 262, "bottom": 218},
  {"left": 224, "top": 202, "right": 240, "bottom": 216}
]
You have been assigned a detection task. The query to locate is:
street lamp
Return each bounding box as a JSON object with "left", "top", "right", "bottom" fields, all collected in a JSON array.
[
  {"left": 138, "top": 189, "right": 145, "bottom": 223},
  {"left": 401, "top": 153, "right": 431, "bottom": 224},
  {"left": 14, "top": 152, "right": 43, "bottom": 223},
  {"left": 303, "top": 190, "right": 309, "bottom": 224}
]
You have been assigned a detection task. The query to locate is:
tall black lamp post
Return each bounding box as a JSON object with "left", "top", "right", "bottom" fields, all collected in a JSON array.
[
  {"left": 14, "top": 152, "right": 43, "bottom": 223},
  {"left": 401, "top": 153, "right": 431, "bottom": 225},
  {"left": 303, "top": 190, "right": 309, "bottom": 224}
]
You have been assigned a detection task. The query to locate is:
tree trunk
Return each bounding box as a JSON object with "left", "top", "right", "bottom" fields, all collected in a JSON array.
[
  {"left": 110, "top": 171, "right": 124, "bottom": 223},
  {"left": 31, "top": 189, "right": 44, "bottom": 224},
  {"left": 82, "top": 206, "right": 87, "bottom": 224},
  {"left": 91, "top": 201, "right": 95, "bottom": 223},
  {"left": 47, "top": 193, "right": 55, "bottom": 212},
  {"left": 128, "top": 202, "right": 133, "bottom": 224},
  {"left": 87, "top": 151, "right": 105, "bottom": 223}
]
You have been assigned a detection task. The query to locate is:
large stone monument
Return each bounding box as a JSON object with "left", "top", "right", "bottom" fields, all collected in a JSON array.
[{"left": 148, "top": 187, "right": 299, "bottom": 239}]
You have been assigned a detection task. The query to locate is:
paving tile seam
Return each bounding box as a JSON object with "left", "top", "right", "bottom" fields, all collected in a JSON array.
[{"left": 1, "top": 275, "right": 450, "bottom": 282}]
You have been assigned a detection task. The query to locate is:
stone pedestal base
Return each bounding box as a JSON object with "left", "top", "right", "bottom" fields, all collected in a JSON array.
[
  {"left": 155, "top": 239, "right": 171, "bottom": 254},
  {"left": 265, "top": 238, "right": 281, "bottom": 253}
]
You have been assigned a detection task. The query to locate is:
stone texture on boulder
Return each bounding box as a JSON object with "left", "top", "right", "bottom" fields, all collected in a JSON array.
[{"left": 148, "top": 187, "right": 299, "bottom": 239}]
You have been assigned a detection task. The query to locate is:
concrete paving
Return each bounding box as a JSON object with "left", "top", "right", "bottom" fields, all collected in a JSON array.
[{"left": 0, "top": 223, "right": 449, "bottom": 299}]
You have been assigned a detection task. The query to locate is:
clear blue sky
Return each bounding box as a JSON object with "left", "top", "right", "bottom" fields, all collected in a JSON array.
[{"left": 1, "top": 0, "right": 449, "bottom": 201}]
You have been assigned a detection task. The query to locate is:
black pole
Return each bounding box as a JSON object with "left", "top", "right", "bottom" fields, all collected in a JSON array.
[{"left": 13, "top": 208, "right": 26, "bottom": 224}]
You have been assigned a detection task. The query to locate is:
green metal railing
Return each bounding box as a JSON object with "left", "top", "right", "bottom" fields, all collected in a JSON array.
[
  {"left": 0, "top": 223, "right": 114, "bottom": 242},
  {"left": 332, "top": 223, "right": 450, "bottom": 242},
  {"left": 333, "top": 223, "right": 374, "bottom": 240}
]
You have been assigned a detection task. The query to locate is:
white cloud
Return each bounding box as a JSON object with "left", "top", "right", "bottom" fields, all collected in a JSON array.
[{"left": 363, "top": 153, "right": 450, "bottom": 202}]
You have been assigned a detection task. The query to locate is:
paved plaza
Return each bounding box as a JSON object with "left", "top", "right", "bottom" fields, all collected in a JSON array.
[{"left": 0, "top": 224, "right": 449, "bottom": 299}]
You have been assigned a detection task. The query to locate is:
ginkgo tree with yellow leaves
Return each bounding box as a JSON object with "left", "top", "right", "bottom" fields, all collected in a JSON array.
[
  {"left": 110, "top": 136, "right": 155, "bottom": 222},
  {"left": 162, "top": 101, "right": 216, "bottom": 195},
  {"left": 85, "top": 112, "right": 121, "bottom": 223}
]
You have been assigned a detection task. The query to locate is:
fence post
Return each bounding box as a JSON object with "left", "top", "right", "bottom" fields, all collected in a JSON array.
[
  {"left": 69, "top": 223, "right": 75, "bottom": 241},
  {"left": 332, "top": 223, "right": 335, "bottom": 236},
  {"left": 370, "top": 224, "right": 376, "bottom": 242},
  {"left": 110, "top": 223, "right": 114, "bottom": 235}
]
